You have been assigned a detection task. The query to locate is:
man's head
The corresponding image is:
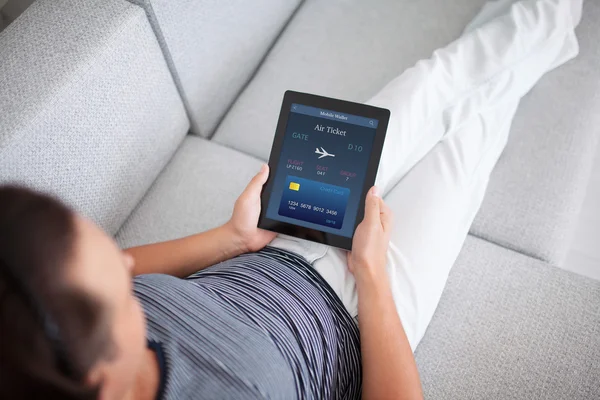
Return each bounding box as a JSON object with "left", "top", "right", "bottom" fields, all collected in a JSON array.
[{"left": 0, "top": 186, "right": 147, "bottom": 399}]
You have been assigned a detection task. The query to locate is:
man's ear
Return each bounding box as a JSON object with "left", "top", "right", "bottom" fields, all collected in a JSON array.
[
  {"left": 123, "top": 252, "right": 135, "bottom": 273},
  {"left": 85, "top": 360, "right": 109, "bottom": 400}
]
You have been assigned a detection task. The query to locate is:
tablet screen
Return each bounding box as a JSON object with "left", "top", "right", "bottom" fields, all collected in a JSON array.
[{"left": 265, "top": 103, "right": 378, "bottom": 238}]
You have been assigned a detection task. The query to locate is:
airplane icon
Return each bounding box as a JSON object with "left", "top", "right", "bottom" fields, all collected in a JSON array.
[{"left": 315, "top": 147, "right": 335, "bottom": 159}]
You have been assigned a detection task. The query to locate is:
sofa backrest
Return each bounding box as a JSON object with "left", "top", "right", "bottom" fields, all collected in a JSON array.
[
  {"left": 128, "top": 0, "right": 302, "bottom": 138},
  {"left": 0, "top": 0, "right": 189, "bottom": 234}
]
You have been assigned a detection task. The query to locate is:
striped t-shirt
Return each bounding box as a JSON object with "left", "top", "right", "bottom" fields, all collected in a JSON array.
[{"left": 133, "top": 247, "right": 362, "bottom": 399}]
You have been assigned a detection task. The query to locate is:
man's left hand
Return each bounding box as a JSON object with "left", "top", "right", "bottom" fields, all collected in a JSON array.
[{"left": 226, "top": 164, "right": 277, "bottom": 253}]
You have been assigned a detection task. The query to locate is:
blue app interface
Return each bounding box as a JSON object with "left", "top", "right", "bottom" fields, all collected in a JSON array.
[{"left": 266, "top": 103, "right": 377, "bottom": 238}]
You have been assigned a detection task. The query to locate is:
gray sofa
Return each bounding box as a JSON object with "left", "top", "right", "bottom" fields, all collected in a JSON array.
[{"left": 1, "top": 0, "right": 599, "bottom": 398}]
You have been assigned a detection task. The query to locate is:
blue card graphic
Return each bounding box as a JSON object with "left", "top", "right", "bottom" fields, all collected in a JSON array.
[{"left": 278, "top": 175, "right": 350, "bottom": 230}]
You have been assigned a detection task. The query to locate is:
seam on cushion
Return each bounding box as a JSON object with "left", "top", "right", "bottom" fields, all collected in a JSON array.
[
  {"left": 126, "top": 0, "right": 195, "bottom": 135},
  {"left": 207, "top": 0, "right": 307, "bottom": 141},
  {"left": 468, "top": 231, "right": 553, "bottom": 264}
]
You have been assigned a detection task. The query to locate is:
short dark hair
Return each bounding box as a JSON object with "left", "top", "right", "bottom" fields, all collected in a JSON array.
[{"left": 0, "top": 186, "right": 115, "bottom": 399}]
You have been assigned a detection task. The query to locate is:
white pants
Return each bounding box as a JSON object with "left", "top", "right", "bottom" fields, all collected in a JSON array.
[{"left": 272, "top": 0, "right": 581, "bottom": 350}]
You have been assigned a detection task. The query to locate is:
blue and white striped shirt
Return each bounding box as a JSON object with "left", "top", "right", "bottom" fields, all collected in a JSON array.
[{"left": 134, "top": 247, "right": 362, "bottom": 399}]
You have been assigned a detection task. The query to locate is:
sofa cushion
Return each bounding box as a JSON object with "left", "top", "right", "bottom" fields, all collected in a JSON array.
[
  {"left": 212, "top": 0, "right": 600, "bottom": 265},
  {"left": 415, "top": 235, "right": 600, "bottom": 399},
  {"left": 116, "top": 136, "right": 263, "bottom": 248},
  {"left": 0, "top": 0, "right": 189, "bottom": 234},
  {"left": 128, "top": 0, "right": 302, "bottom": 137}
]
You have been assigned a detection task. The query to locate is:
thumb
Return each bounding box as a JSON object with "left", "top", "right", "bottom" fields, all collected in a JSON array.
[
  {"left": 246, "top": 164, "right": 269, "bottom": 193},
  {"left": 363, "top": 186, "right": 381, "bottom": 223}
]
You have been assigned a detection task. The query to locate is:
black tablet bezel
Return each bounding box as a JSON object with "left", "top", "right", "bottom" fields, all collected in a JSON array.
[{"left": 258, "top": 90, "right": 390, "bottom": 250}]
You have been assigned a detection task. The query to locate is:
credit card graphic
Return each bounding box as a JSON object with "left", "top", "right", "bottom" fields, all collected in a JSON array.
[{"left": 278, "top": 175, "right": 349, "bottom": 229}]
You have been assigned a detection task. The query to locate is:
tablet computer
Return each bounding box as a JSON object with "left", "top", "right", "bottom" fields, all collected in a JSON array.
[{"left": 258, "top": 90, "right": 390, "bottom": 250}]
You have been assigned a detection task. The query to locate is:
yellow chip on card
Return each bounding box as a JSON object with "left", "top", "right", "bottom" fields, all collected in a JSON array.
[{"left": 289, "top": 182, "right": 300, "bottom": 191}]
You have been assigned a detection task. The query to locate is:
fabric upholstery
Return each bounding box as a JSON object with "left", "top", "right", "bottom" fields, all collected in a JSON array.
[
  {"left": 116, "top": 136, "right": 263, "bottom": 248},
  {"left": 128, "top": 0, "right": 302, "bottom": 137},
  {"left": 415, "top": 235, "right": 600, "bottom": 399},
  {"left": 0, "top": 0, "right": 189, "bottom": 234},
  {"left": 213, "top": 0, "right": 600, "bottom": 265}
]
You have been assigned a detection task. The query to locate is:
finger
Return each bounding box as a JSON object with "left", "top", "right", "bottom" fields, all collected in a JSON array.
[
  {"left": 379, "top": 198, "right": 393, "bottom": 233},
  {"left": 363, "top": 186, "right": 381, "bottom": 223},
  {"left": 245, "top": 164, "right": 269, "bottom": 194}
]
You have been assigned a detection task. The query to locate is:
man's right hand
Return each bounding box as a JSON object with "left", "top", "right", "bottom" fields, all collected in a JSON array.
[{"left": 347, "top": 186, "right": 393, "bottom": 284}]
